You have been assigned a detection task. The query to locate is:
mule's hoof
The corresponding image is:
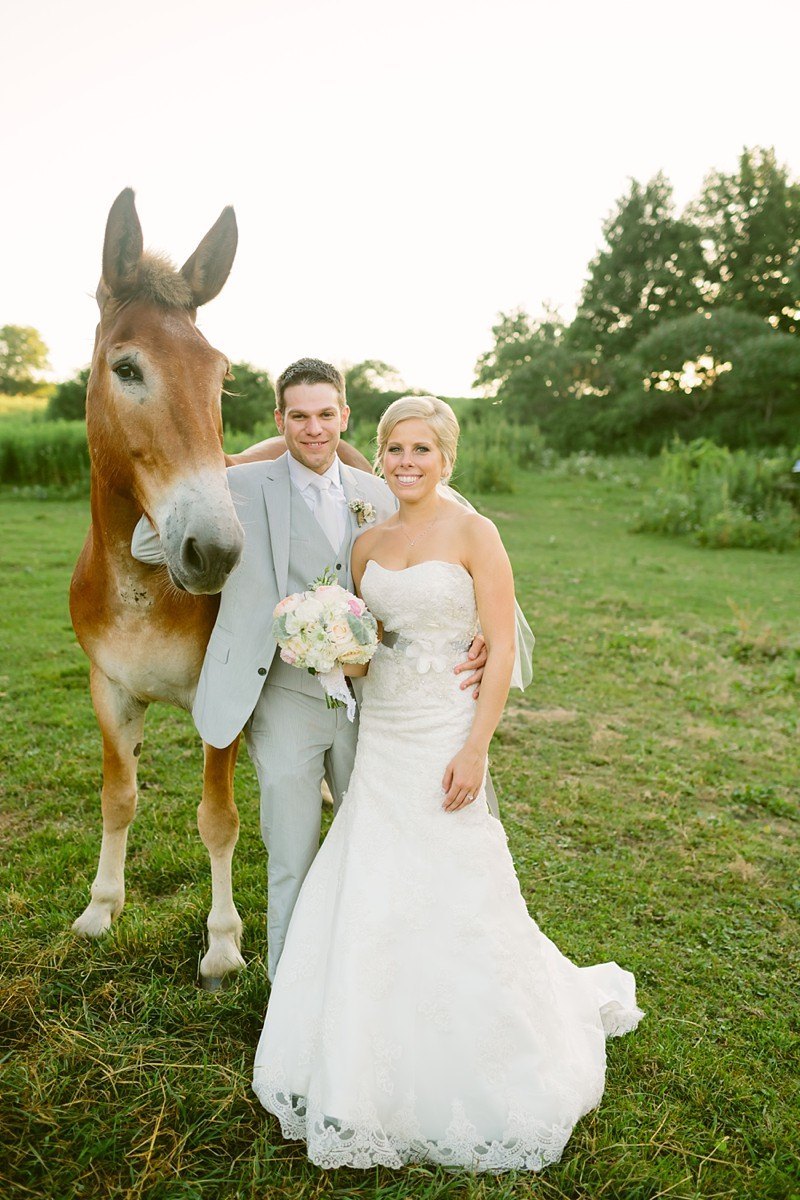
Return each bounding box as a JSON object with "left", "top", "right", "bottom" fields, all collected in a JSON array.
[
  {"left": 72, "top": 905, "right": 114, "bottom": 938},
  {"left": 200, "top": 974, "right": 225, "bottom": 993},
  {"left": 199, "top": 945, "right": 245, "bottom": 992}
]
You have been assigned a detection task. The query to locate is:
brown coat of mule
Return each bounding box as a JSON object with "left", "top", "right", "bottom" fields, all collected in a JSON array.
[{"left": 70, "top": 189, "right": 366, "bottom": 988}]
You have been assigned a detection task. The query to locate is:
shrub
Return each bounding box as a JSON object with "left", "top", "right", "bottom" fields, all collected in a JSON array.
[
  {"left": 550, "top": 450, "right": 645, "bottom": 486},
  {"left": 634, "top": 438, "right": 800, "bottom": 551},
  {"left": 451, "top": 422, "right": 524, "bottom": 494},
  {"left": 0, "top": 419, "right": 90, "bottom": 488},
  {"left": 222, "top": 363, "right": 275, "bottom": 433},
  {"left": 717, "top": 333, "right": 800, "bottom": 446},
  {"left": 608, "top": 309, "right": 799, "bottom": 452},
  {"left": 347, "top": 417, "right": 532, "bottom": 496},
  {"left": 47, "top": 368, "right": 90, "bottom": 421}
]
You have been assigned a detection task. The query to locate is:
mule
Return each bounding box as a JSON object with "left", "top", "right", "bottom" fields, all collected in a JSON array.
[{"left": 71, "top": 191, "right": 371, "bottom": 987}]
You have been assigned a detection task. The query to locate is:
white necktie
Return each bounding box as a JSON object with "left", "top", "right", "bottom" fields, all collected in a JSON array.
[{"left": 309, "top": 476, "right": 341, "bottom": 551}]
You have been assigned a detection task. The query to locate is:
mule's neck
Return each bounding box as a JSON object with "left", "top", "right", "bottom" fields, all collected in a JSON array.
[{"left": 89, "top": 474, "right": 145, "bottom": 565}]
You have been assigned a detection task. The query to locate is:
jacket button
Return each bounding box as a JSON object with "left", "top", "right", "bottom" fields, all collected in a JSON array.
[
  {"left": 257, "top": 667, "right": 267, "bottom": 675},
  {"left": 336, "top": 562, "right": 342, "bottom": 570}
]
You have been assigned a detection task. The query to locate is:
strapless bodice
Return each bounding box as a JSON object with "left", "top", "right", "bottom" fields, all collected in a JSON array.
[{"left": 361, "top": 559, "right": 478, "bottom": 648}]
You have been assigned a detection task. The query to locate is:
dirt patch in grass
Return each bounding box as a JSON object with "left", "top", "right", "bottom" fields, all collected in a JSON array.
[
  {"left": 590, "top": 716, "right": 626, "bottom": 748},
  {"left": 506, "top": 706, "right": 579, "bottom": 723}
]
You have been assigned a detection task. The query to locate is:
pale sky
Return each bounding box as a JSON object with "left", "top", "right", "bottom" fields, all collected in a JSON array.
[{"left": 3, "top": 0, "right": 798, "bottom": 397}]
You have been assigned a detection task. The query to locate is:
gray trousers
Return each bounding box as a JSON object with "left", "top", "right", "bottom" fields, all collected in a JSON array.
[{"left": 245, "top": 683, "right": 359, "bottom": 981}]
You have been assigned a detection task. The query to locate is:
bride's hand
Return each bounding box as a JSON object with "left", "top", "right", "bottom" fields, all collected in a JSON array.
[{"left": 441, "top": 743, "right": 487, "bottom": 812}]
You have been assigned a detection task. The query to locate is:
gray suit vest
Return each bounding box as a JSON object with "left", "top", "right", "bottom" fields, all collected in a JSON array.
[{"left": 267, "top": 481, "right": 358, "bottom": 695}]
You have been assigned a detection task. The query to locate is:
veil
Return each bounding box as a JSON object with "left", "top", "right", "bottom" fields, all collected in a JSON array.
[{"left": 437, "top": 483, "right": 535, "bottom": 690}]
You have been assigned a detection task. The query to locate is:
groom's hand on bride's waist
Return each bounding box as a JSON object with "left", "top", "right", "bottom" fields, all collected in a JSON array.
[{"left": 454, "top": 635, "right": 486, "bottom": 699}]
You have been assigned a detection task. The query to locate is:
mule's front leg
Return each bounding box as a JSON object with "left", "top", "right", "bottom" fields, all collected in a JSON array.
[
  {"left": 73, "top": 668, "right": 146, "bottom": 937},
  {"left": 198, "top": 739, "right": 245, "bottom": 989}
]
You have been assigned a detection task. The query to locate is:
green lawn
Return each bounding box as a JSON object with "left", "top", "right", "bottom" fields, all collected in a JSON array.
[{"left": 1, "top": 474, "right": 797, "bottom": 1200}]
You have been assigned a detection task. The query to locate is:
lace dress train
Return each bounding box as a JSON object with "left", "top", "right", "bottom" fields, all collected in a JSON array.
[{"left": 252, "top": 561, "right": 643, "bottom": 1172}]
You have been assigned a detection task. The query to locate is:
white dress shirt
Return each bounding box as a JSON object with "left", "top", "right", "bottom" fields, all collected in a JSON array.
[{"left": 287, "top": 453, "right": 348, "bottom": 550}]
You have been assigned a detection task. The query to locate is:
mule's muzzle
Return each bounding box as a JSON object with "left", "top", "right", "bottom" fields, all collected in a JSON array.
[{"left": 170, "top": 527, "right": 244, "bottom": 595}]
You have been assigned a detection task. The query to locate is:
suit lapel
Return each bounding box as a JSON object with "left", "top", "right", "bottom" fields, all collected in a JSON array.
[
  {"left": 261, "top": 454, "right": 292, "bottom": 597},
  {"left": 340, "top": 464, "right": 364, "bottom": 537}
]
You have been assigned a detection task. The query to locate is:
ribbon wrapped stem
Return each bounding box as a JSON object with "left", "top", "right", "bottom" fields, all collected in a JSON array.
[{"left": 316, "top": 666, "right": 357, "bottom": 722}]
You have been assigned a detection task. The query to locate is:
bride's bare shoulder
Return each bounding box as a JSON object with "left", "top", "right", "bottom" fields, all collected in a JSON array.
[
  {"left": 445, "top": 500, "right": 499, "bottom": 541},
  {"left": 444, "top": 505, "right": 507, "bottom": 573},
  {"left": 352, "top": 518, "right": 395, "bottom": 563}
]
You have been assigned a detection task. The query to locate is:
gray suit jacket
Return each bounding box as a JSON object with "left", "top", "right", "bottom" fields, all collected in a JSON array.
[{"left": 131, "top": 454, "right": 396, "bottom": 748}]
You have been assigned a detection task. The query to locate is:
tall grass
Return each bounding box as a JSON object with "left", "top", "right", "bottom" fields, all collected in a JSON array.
[
  {"left": 453, "top": 421, "right": 551, "bottom": 493},
  {"left": 635, "top": 438, "right": 800, "bottom": 551},
  {"left": 0, "top": 417, "right": 90, "bottom": 489}
]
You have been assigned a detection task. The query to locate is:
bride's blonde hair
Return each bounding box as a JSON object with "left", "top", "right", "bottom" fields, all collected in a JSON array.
[{"left": 374, "top": 396, "right": 460, "bottom": 481}]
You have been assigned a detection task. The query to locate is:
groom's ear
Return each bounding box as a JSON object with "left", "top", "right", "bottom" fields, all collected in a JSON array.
[
  {"left": 274, "top": 407, "right": 285, "bottom": 434},
  {"left": 340, "top": 404, "right": 350, "bottom": 431}
]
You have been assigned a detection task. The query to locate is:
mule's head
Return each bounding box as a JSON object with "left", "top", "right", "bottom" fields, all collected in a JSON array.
[{"left": 88, "top": 188, "right": 245, "bottom": 594}]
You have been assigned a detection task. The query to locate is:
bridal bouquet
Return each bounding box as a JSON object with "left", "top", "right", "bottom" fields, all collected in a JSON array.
[{"left": 272, "top": 568, "right": 379, "bottom": 720}]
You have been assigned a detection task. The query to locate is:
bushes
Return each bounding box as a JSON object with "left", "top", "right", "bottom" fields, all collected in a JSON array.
[
  {"left": 451, "top": 421, "right": 551, "bottom": 494},
  {"left": 47, "top": 368, "right": 90, "bottom": 421},
  {"left": 347, "top": 416, "right": 537, "bottom": 495},
  {"left": 222, "top": 363, "right": 275, "bottom": 433},
  {"left": 0, "top": 419, "right": 90, "bottom": 488},
  {"left": 635, "top": 439, "right": 800, "bottom": 551}
]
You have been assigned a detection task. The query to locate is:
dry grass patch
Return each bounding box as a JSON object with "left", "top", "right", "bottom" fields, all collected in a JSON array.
[{"left": 506, "top": 705, "right": 579, "bottom": 724}]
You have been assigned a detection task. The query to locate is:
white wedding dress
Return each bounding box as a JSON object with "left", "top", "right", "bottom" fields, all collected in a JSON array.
[{"left": 252, "top": 560, "right": 643, "bottom": 1172}]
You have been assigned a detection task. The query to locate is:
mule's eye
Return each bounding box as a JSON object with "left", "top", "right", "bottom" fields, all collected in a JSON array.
[{"left": 113, "top": 360, "right": 142, "bottom": 383}]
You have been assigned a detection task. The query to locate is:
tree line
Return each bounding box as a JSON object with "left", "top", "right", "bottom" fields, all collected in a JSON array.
[
  {"left": 476, "top": 146, "right": 800, "bottom": 451},
  {"left": 33, "top": 359, "right": 410, "bottom": 433},
  {"left": 0, "top": 329, "right": 413, "bottom": 434},
  {"left": 4, "top": 145, "right": 798, "bottom": 453}
]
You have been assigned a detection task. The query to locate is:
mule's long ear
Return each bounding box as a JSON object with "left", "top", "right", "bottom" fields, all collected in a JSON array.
[
  {"left": 180, "top": 207, "right": 238, "bottom": 307},
  {"left": 102, "top": 188, "right": 143, "bottom": 296}
]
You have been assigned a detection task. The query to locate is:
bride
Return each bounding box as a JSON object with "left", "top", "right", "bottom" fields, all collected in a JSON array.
[{"left": 252, "top": 396, "right": 643, "bottom": 1172}]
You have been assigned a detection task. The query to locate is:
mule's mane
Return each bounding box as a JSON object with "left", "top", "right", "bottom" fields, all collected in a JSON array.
[{"left": 104, "top": 252, "right": 195, "bottom": 310}]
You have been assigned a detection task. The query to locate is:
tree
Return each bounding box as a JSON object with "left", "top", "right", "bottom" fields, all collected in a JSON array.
[
  {"left": 630, "top": 308, "right": 769, "bottom": 409},
  {"left": 222, "top": 362, "right": 275, "bottom": 433},
  {"left": 474, "top": 307, "right": 564, "bottom": 396},
  {"left": 607, "top": 309, "right": 788, "bottom": 450},
  {"left": 689, "top": 146, "right": 800, "bottom": 333},
  {"left": 718, "top": 332, "right": 800, "bottom": 445},
  {"left": 498, "top": 345, "right": 626, "bottom": 451},
  {"left": 47, "top": 366, "right": 91, "bottom": 421},
  {"left": 473, "top": 307, "right": 624, "bottom": 448},
  {"left": 0, "top": 325, "right": 50, "bottom": 394},
  {"left": 568, "top": 174, "right": 710, "bottom": 357},
  {"left": 344, "top": 360, "right": 411, "bottom": 426}
]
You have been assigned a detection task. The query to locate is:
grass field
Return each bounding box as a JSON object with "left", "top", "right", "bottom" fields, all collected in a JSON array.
[{"left": 1, "top": 472, "right": 798, "bottom": 1200}]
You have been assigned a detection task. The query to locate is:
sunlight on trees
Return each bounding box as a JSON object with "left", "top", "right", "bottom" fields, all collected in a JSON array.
[
  {"left": 0, "top": 325, "right": 50, "bottom": 394},
  {"left": 476, "top": 146, "right": 800, "bottom": 451}
]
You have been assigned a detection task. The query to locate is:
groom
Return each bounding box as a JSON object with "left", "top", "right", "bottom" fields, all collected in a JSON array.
[{"left": 132, "top": 358, "right": 486, "bottom": 980}]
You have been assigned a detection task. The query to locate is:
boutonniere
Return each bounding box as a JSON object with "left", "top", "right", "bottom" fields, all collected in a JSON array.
[{"left": 348, "top": 498, "right": 377, "bottom": 527}]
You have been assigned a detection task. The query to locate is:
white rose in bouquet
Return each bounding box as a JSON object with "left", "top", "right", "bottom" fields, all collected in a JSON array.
[{"left": 272, "top": 568, "right": 379, "bottom": 719}]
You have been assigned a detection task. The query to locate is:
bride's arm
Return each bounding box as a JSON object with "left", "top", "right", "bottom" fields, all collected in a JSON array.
[
  {"left": 441, "top": 517, "right": 516, "bottom": 812},
  {"left": 342, "top": 533, "right": 379, "bottom": 678}
]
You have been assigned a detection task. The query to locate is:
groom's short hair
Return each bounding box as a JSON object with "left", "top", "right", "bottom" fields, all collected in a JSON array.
[{"left": 276, "top": 358, "right": 346, "bottom": 412}]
